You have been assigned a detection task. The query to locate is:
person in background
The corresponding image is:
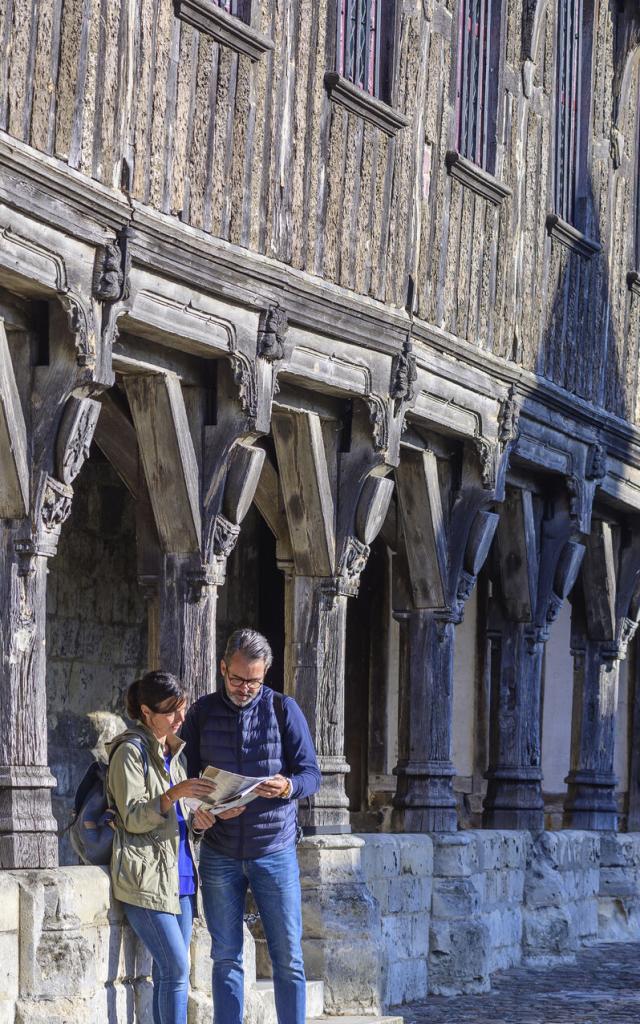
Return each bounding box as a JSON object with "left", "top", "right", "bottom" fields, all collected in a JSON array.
[
  {"left": 107, "top": 670, "right": 240, "bottom": 1024},
  {"left": 181, "top": 628, "right": 321, "bottom": 1024}
]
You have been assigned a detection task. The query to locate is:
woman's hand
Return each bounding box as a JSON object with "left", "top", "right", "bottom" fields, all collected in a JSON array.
[
  {"left": 193, "top": 807, "right": 216, "bottom": 832},
  {"left": 168, "top": 778, "right": 216, "bottom": 802},
  {"left": 160, "top": 777, "right": 215, "bottom": 814}
]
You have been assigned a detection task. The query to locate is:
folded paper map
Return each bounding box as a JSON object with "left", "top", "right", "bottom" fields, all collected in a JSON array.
[{"left": 184, "top": 765, "right": 272, "bottom": 814}]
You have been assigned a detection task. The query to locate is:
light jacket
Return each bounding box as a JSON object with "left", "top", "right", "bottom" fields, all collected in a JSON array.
[
  {"left": 106, "top": 724, "right": 197, "bottom": 915},
  {"left": 181, "top": 686, "right": 320, "bottom": 860}
]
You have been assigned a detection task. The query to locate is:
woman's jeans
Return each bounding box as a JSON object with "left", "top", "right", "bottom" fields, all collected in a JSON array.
[
  {"left": 199, "top": 843, "right": 306, "bottom": 1024},
  {"left": 123, "top": 894, "right": 195, "bottom": 1024}
]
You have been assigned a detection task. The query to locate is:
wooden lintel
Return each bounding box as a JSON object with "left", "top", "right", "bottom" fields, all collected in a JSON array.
[
  {"left": 0, "top": 320, "right": 29, "bottom": 518},
  {"left": 395, "top": 449, "right": 448, "bottom": 609},
  {"left": 496, "top": 487, "right": 538, "bottom": 621},
  {"left": 272, "top": 409, "right": 335, "bottom": 576},
  {"left": 94, "top": 390, "right": 140, "bottom": 498},
  {"left": 124, "top": 373, "right": 201, "bottom": 554}
]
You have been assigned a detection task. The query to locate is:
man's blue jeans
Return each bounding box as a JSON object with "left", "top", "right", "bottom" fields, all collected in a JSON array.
[
  {"left": 199, "top": 843, "right": 306, "bottom": 1024},
  {"left": 123, "top": 894, "right": 194, "bottom": 1024}
]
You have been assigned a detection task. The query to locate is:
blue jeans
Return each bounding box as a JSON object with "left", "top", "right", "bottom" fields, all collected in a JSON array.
[
  {"left": 199, "top": 843, "right": 306, "bottom": 1024},
  {"left": 123, "top": 895, "right": 194, "bottom": 1024}
]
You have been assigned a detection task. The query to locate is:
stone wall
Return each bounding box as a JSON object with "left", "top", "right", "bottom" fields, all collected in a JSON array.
[
  {"left": 47, "top": 455, "right": 148, "bottom": 864},
  {"left": 522, "top": 831, "right": 600, "bottom": 963},
  {"left": 4, "top": 831, "right": 640, "bottom": 1022},
  {"left": 359, "top": 835, "right": 432, "bottom": 1007},
  {"left": 598, "top": 833, "right": 640, "bottom": 942}
]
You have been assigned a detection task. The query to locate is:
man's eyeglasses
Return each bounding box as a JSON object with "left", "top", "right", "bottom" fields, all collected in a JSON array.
[{"left": 225, "top": 673, "right": 264, "bottom": 689}]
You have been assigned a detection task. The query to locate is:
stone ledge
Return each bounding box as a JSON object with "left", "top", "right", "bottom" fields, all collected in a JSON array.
[
  {"left": 324, "top": 73, "right": 410, "bottom": 137},
  {"left": 173, "top": 0, "right": 274, "bottom": 61},
  {"left": 546, "top": 213, "right": 601, "bottom": 258},
  {"left": 445, "top": 151, "right": 511, "bottom": 206}
]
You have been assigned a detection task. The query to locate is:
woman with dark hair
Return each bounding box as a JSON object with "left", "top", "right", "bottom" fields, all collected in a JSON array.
[{"left": 106, "top": 671, "right": 228, "bottom": 1024}]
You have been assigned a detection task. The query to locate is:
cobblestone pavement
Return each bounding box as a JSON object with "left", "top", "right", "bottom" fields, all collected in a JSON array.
[{"left": 400, "top": 943, "right": 640, "bottom": 1024}]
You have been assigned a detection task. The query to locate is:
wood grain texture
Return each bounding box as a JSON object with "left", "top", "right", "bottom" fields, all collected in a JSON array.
[{"left": 124, "top": 372, "right": 202, "bottom": 554}]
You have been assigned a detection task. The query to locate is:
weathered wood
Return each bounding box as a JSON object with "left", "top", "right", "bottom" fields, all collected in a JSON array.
[
  {"left": 565, "top": 521, "right": 640, "bottom": 829},
  {"left": 272, "top": 409, "right": 335, "bottom": 576},
  {"left": 484, "top": 493, "right": 585, "bottom": 831},
  {"left": 124, "top": 372, "right": 202, "bottom": 554},
  {"left": 94, "top": 390, "right": 140, "bottom": 498},
  {"left": 283, "top": 572, "right": 351, "bottom": 832},
  {"left": 0, "top": 319, "right": 29, "bottom": 517},
  {"left": 395, "top": 448, "right": 448, "bottom": 608}
]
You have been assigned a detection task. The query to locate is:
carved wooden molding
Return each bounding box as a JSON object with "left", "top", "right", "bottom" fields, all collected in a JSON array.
[
  {"left": 546, "top": 214, "right": 601, "bottom": 259},
  {"left": 445, "top": 151, "right": 511, "bottom": 207},
  {"left": 324, "top": 73, "right": 409, "bottom": 137},
  {"left": 173, "top": 0, "right": 274, "bottom": 61}
]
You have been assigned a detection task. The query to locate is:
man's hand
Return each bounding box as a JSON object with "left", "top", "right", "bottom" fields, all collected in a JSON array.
[
  {"left": 255, "top": 774, "right": 290, "bottom": 798},
  {"left": 217, "top": 806, "right": 246, "bottom": 820}
]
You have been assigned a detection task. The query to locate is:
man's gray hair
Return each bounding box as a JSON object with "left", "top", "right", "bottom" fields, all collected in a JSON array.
[{"left": 223, "top": 628, "right": 273, "bottom": 670}]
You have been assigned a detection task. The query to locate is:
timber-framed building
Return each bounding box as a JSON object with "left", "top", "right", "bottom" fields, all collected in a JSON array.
[{"left": 3, "top": 0, "right": 640, "bottom": 1018}]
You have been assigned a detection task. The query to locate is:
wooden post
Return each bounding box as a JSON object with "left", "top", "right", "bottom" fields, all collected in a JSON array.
[
  {"left": 564, "top": 520, "right": 640, "bottom": 830},
  {"left": 483, "top": 487, "right": 585, "bottom": 831},
  {"left": 273, "top": 404, "right": 395, "bottom": 832},
  {"left": 0, "top": 302, "right": 102, "bottom": 867},
  {"left": 392, "top": 610, "right": 458, "bottom": 831},
  {"left": 283, "top": 573, "right": 351, "bottom": 832},
  {"left": 392, "top": 446, "right": 500, "bottom": 832}
]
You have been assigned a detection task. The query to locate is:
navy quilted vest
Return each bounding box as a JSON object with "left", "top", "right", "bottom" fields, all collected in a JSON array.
[{"left": 184, "top": 686, "right": 297, "bottom": 859}]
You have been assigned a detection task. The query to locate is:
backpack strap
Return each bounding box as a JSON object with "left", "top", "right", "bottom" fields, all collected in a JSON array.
[{"left": 272, "top": 691, "right": 311, "bottom": 837}]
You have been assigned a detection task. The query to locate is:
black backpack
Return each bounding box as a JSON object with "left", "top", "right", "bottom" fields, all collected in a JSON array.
[{"left": 67, "top": 737, "right": 148, "bottom": 865}]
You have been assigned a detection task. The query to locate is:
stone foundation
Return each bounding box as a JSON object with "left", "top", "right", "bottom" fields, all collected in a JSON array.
[
  {"left": 4, "top": 832, "right": 640, "bottom": 1021},
  {"left": 597, "top": 833, "right": 640, "bottom": 941}
]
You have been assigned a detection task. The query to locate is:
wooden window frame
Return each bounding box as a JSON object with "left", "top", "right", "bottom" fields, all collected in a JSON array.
[
  {"left": 454, "top": 0, "right": 503, "bottom": 172},
  {"left": 549, "top": 0, "right": 597, "bottom": 253},
  {"left": 325, "top": 0, "right": 408, "bottom": 136}
]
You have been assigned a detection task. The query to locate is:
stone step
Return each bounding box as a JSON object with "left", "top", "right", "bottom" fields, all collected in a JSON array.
[
  {"left": 308, "top": 1017, "right": 404, "bottom": 1024},
  {"left": 254, "top": 978, "right": 325, "bottom": 1020}
]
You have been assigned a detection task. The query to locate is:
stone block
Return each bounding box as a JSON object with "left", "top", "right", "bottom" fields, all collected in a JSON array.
[
  {"left": 385, "top": 957, "right": 428, "bottom": 1006},
  {"left": 522, "top": 905, "right": 577, "bottom": 960},
  {"left": 409, "top": 912, "right": 430, "bottom": 958},
  {"left": 431, "top": 878, "right": 479, "bottom": 920},
  {"left": 381, "top": 915, "right": 416, "bottom": 960},
  {"left": 0, "top": 873, "right": 19, "bottom": 932},
  {"left": 301, "top": 937, "right": 381, "bottom": 1015},
  {"left": 298, "top": 837, "right": 365, "bottom": 888},
  {"left": 599, "top": 867, "right": 639, "bottom": 898},
  {"left": 431, "top": 834, "right": 478, "bottom": 878},
  {"left": 387, "top": 876, "right": 430, "bottom": 914},
  {"left": 358, "top": 835, "right": 402, "bottom": 880},
  {"left": 399, "top": 836, "right": 434, "bottom": 877},
  {"left": 428, "top": 918, "right": 491, "bottom": 995},
  {"left": 598, "top": 896, "right": 640, "bottom": 942}
]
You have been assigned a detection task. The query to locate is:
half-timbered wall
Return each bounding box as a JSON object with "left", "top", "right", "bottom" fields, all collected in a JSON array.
[{"left": 2, "top": 1, "right": 640, "bottom": 419}]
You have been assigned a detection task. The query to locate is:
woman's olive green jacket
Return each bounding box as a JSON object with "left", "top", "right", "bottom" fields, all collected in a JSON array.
[{"left": 106, "top": 724, "right": 198, "bottom": 915}]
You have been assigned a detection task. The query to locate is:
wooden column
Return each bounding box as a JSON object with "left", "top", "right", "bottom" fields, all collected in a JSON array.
[
  {"left": 0, "top": 303, "right": 103, "bottom": 867},
  {"left": 483, "top": 487, "right": 585, "bottom": 831},
  {"left": 564, "top": 520, "right": 640, "bottom": 830},
  {"left": 283, "top": 573, "right": 351, "bottom": 831},
  {"left": 393, "top": 611, "right": 457, "bottom": 830},
  {"left": 0, "top": 530, "right": 58, "bottom": 867},
  {"left": 392, "top": 446, "right": 500, "bottom": 832},
  {"left": 273, "top": 404, "right": 395, "bottom": 832}
]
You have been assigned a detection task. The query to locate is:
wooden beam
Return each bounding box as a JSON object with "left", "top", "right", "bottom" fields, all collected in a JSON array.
[
  {"left": 94, "top": 391, "right": 140, "bottom": 498},
  {"left": 0, "top": 320, "right": 29, "bottom": 518},
  {"left": 124, "top": 373, "right": 201, "bottom": 554},
  {"left": 272, "top": 409, "right": 335, "bottom": 576},
  {"left": 395, "top": 449, "right": 448, "bottom": 609},
  {"left": 496, "top": 487, "right": 538, "bottom": 621}
]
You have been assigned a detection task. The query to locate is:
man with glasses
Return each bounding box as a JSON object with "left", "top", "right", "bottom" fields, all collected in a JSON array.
[{"left": 181, "top": 628, "right": 320, "bottom": 1024}]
